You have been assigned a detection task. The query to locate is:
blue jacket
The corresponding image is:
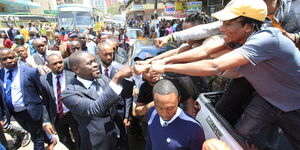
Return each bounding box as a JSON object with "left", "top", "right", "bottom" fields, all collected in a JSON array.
[
  {"left": 0, "top": 64, "right": 44, "bottom": 121},
  {"left": 0, "top": 80, "right": 10, "bottom": 122}
]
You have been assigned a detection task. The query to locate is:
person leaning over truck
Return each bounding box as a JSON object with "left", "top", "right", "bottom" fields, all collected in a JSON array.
[
  {"left": 151, "top": 0, "right": 300, "bottom": 127},
  {"left": 155, "top": 0, "right": 300, "bottom": 49},
  {"left": 148, "top": 0, "right": 300, "bottom": 149}
]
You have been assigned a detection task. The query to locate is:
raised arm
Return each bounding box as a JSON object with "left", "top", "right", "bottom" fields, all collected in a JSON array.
[
  {"left": 151, "top": 49, "right": 249, "bottom": 76},
  {"left": 155, "top": 21, "right": 222, "bottom": 48}
]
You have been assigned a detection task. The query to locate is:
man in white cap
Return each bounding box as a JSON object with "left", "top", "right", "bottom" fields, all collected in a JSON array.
[{"left": 149, "top": 0, "right": 300, "bottom": 149}]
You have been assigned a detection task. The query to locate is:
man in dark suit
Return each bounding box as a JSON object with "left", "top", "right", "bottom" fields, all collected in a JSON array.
[
  {"left": 61, "top": 51, "right": 133, "bottom": 150},
  {"left": 97, "top": 42, "right": 134, "bottom": 149},
  {"left": 40, "top": 53, "right": 80, "bottom": 150},
  {"left": 64, "top": 40, "right": 101, "bottom": 71},
  {"left": 27, "top": 38, "right": 51, "bottom": 75},
  {"left": 0, "top": 80, "right": 9, "bottom": 149},
  {"left": 0, "top": 48, "right": 45, "bottom": 150}
]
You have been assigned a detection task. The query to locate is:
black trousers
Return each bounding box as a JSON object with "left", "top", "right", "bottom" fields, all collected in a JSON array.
[
  {"left": 54, "top": 112, "right": 80, "bottom": 150},
  {"left": 215, "top": 77, "right": 255, "bottom": 126},
  {"left": 0, "top": 125, "right": 8, "bottom": 149},
  {"left": 11, "top": 110, "right": 45, "bottom": 150}
]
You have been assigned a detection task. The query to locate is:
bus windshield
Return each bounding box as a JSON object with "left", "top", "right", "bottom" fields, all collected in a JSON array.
[
  {"left": 76, "top": 12, "right": 92, "bottom": 27},
  {"left": 58, "top": 12, "right": 74, "bottom": 28}
]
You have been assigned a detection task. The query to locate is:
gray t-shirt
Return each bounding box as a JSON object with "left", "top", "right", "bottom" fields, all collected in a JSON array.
[{"left": 234, "top": 27, "right": 300, "bottom": 112}]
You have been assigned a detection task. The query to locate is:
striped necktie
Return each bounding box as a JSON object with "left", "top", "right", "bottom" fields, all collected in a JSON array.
[{"left": 56, "top": 75, "right": 64, "bottom": 119}]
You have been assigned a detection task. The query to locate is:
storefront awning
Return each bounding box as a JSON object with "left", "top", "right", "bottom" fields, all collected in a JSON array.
[{"left": 5, "top": 0, "right": 41, "bottom": 8}]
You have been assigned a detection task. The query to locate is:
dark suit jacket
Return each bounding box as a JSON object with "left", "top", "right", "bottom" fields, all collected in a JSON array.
[
  {"left": 40, "top": 70, "right": 75, "bottom": 123},
  {"left": 61, "top": 75, "right": 122, "bottom": 150},
  {"left": 0, "top": 64, "right": 44, "bottom": 121},
  {"left": 99, "top": 62, "right": 134, "bottom": 119},
  {"left": 0, "top": 80, "right": 10, "bottom": 122},
  {"left": 98, "top": 61, "right": 122, "bottom": 80}
]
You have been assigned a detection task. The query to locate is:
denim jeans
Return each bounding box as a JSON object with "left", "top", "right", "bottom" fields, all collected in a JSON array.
[{"left": 235, "top": 92, "right": 300, "bottom": 149}]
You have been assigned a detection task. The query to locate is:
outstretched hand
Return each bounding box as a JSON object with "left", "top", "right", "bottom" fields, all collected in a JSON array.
[
  {"left": 155, "top": 35, "right": 172, "bottom": 49},
  {"left": 150, "top": 64, "right": 166, "bottom": 74},
  {"left": 133, "top": 64, "right": 151, "bottom": 75}
]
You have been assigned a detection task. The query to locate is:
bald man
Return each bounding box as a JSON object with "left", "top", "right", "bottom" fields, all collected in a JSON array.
[
  {"left": 26, "top": 38, "right": 51, "bottom": 75},
  {"left": 51, "top": 32, "right": 71, "bottom": 58},
  {"left": 61, "top": 51, "right": 132, "bottom": 150}
]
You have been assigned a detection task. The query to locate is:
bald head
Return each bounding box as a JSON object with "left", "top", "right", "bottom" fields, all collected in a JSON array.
[
  {"left": 70, "top": 40, "right": 82, "bottom": 53},
  {"left": 33, "top": 38, "right": 46, "bottom": 55},
  {"left": 69, "top": 51, "right": 100, "bottom": 80},
  {"left": 97, "top": 42, "right": 114, "bottom": 67}
]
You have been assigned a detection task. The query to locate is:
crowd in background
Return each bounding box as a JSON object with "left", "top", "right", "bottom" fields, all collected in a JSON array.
[{"left": 0, "top": 0, "right": 300, "bottom": 149}]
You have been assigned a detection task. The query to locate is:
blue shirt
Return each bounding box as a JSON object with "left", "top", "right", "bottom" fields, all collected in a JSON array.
[
  {"left": 4, "top": 64, "right": 26, "bottom": 112},
  {"left": 235, "top": 27, "right": 300, "bottom": 112},
  {"left": 146, "top": 107, "right": 205, "bottom": 150}
]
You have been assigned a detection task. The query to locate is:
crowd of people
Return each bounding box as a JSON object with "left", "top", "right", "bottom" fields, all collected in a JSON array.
[{"left": 0, "top": 0, "right": 300, "bottom": 149}]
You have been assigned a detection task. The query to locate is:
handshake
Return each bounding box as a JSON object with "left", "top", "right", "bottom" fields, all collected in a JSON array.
[
  {"left": 133, "top": 59, "right": 167, "bottom": 75},
  {"left": 113, "top": 59, "right": 168, "bottom": 84}
]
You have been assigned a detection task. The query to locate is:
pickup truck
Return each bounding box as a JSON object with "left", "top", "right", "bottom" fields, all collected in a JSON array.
[{"left": 195, "top": 92, "right": 294, "bottom": 150}]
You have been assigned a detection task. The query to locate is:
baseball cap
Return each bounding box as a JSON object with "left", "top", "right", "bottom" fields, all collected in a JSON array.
[
  {"left": 212, "top": 0, "right": 267, "bottom": 22},
  {"left": 69, "top": 33, "right": 78, "bottom": 38},
  {"left": 134, "top": 51, "right": 153, "bottom": 61}
]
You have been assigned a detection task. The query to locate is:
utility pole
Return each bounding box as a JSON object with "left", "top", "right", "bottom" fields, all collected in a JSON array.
[{"left": 154, "top": 0, "right": 157, "bottom": 19}]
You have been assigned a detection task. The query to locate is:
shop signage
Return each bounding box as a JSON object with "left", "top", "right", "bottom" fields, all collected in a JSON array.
[
  {"left": 186, "top": 1, "right": 202, "bottom": 12},
  {"left": 164, "top": 2, "right": 175, "bottom": 14},
  {"left": 175, "top": 1, "right": 186, "bottom": 12}
]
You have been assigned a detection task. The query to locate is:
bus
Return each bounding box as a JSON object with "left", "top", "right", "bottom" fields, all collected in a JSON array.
[
  {"left": 57, "top": 4, "right": 104, "bottom": 31},
  {"left": 0, "top": 13, "right": 57, "bottom": 29}
]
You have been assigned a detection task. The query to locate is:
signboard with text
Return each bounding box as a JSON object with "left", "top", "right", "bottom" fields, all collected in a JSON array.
[
  {"left": 175, "top": 1, "right": 186, "bottom": 13},
  {"left": 186, "top": 1, "right": 202, "bottom": 12},
  {"left": 164, "top": 2, "right": 175, "bottom": 14}
]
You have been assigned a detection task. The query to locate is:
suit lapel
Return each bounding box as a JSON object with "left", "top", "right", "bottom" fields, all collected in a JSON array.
[
  {"left": 65, "top": 71, "right": 73, "bottom": 85},
  {"left": 19, "top": 64, "right": 26, "bottom": 94},
  {"left": 33, "top": 53, "right": 44, "bottom": 65},
  {"left": 73, "top": 79, "right": 99, "bottom": 100},
  {"left": 0, "top": 69, "right": 4, "bottom": 82},
  {"left": 46, "top": 73, "right": 55, "bottom": 100},
  {"left": 110, "top": 67, "right": 118, "bottom": 79},
  {"left": 98, "top": 65, "right": 103, "bottom": 74}
]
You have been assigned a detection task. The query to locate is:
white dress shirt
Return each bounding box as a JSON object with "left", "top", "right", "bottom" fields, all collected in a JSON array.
[
  {"left": 76, "top": 76, "right": 122, "bottom": 95},
  {"left": 159, "top": 107, "right": 182, "bottom": 127},
  {"left": 4, "top": 64, "right": 26, "bottom": 112},
  {"left": 52, "top": 71, "right": 69, "bottom": 113}
]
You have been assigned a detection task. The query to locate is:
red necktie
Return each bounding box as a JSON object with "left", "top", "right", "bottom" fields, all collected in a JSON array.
[{"left": 56, "top": 75, "right": 64, "bottom": 119}]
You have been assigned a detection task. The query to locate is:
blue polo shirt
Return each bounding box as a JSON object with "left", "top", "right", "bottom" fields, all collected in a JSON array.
[{"left": 234, "top": 27, "right": 300, "bottom": 112}]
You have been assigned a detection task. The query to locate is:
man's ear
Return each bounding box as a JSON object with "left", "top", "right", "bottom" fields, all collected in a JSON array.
[
  {"left": 245, "top": 23, "right": 255, "bottom": 33},
  {"left": 72, "top": 66, "right": 79, "bottom": 74},
  {"left": 178, "top": 95, "right": 181, "bottom": 105}
]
